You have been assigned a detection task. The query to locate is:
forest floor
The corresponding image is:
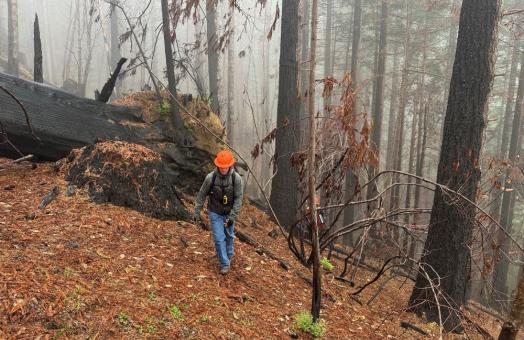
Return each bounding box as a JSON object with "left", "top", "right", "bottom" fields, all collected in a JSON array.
[{"left": 0, "top": 157, "right": 505, "bottom": 339}]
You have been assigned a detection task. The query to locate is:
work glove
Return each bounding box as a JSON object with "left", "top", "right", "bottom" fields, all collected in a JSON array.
[{"left": 224, "top": 218, "right": 234, "bottom": 228}]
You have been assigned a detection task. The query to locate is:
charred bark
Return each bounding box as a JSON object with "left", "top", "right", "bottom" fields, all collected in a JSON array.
[
  {"left": 409, "top": 0, "right": 501, "bottom": 332},
  {"left": 33, "top": 14, "right": 43, "bottom": 83},
  {"left": 270, "top": 0, "right": 301, "bottom": 229},
  {"left": 96, "top": 58, "right": 127, "bottom": 103}
]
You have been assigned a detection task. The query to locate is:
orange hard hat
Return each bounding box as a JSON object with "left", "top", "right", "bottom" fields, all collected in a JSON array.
[{"left": 214, "top": 150, "right": 235, "bottom": 168}]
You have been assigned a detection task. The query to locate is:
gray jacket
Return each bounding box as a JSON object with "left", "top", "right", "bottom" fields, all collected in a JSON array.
[{"left": 194, "top": 169, "right": 243, "bottom": 221}]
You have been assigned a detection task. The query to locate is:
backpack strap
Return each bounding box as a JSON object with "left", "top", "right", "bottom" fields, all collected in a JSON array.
[{"left": 208, "top": 172, "right": 217, "bottom": 196}]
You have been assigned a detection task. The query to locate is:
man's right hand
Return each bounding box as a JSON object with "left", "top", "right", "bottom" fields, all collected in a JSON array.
[{"left": 192, "top": 213, "right": 202, "bottom": 224}]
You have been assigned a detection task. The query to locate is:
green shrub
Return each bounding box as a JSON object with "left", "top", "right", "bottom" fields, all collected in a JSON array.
[
  {"left": 320, "top": 258, "right": 334, "bottom": 271},
  {"left": 294, "top": 311, "right": 326, "bottom": 338}
]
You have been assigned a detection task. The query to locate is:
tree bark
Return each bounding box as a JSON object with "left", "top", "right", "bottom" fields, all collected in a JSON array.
[
  {"left": 385, "top": 44, "right": 399, "bottom": 172},
  {"left": 227, "top": 5, "right": 235, "bottom": 144},
  {"left": 308, "top": 0, "right": 321, "bottom": 322},
  {"left": 409, "top": 0, "right": 501, "bottom": 331},
  {"left": 405, "top": 21, "right": 427, "bottom": 224},
  {"left": 370, "top": 1, "right": 388, "bottom": 167},
  {"left": 322, "top": 0, "right": 333, "bottom": 112},
  {"left": 270, "top": 0, "right": 301, "bottom": 229},
  {"left": 414, "top": 104, "right": 428, "bottom": 210},
  {"left": 110, "top": 3, "right": 122, "bottom": 98},
  {"left": 7, "top": 0, "right": 19, "bottom": 77},
  {"left": 367, "top": 1, "right": 388, "bottom": 213},
  {"left": 299, "top": 0, "right": 311, "bottom": 148},
  {"left": 97, "top": 58, "right": 127, "bottom": 103},
  {"left": 206, "top": 0, "right": 220, "bottom": 115},
  {"left": 390, "top": 3, "right": 412, "bottom": 210},
  {"left": 342, "top": 0, "right": 362, "bottom": 245},
  {"left": 161, "top": 0, "right": 187, "bottom": 144},
  {"left": 34, "top": 14, "right": 43, "bottom": 83}
]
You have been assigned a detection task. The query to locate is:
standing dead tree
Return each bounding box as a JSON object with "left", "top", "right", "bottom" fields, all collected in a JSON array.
[
  {"left": 307, "top": 0, "right": 321, "bottom": 323},
  {"left": 34, "top": 14, "right": 43, "bottom": 83},
  {"left": 96, "top": 58, "right": 127, "bottom": 103}
]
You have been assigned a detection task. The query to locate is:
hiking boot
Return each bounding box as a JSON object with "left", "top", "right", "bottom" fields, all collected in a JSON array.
[{"left": 219, "top": 266, "right": 230, "bottom": 275}]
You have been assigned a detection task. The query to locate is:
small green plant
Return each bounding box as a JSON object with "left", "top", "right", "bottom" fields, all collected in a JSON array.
[
  {"left": 294, "top": 312, "right": 326, "bottom": 338},
  {"left": 320, "top": 258, "right": 334, "bottom": 272},
  {"left": 199, "top": 315, "right": 210, "bottom": 323},
  {"left": 145, "top": 317, "right": 156, "bottom": 334},
  {"left": 188, "top": 293, "right": 201, "bottom": 301},
  {"left": 63, "top": 267, "right": 75, "bottom": 278},
  {"left": 63, "top": 286, "right": 83, "bottom": 312},
  {"left": 239, "top": 319, "right": 254, "bottom": 327},
  {"left": 158, "top": 100, "right": 170, "bottom": 115},
  {"left": 135, "top": 324, "right": 144, "bottom": 335},
  {"left": 168, "top": 304, "right": 183, "bottom": 320},
  {"left": 148, "top": 291, "right": 157, "bottom": 301},
  {"left": 117, "top": 311, "right": 130, "bottom": 327}
]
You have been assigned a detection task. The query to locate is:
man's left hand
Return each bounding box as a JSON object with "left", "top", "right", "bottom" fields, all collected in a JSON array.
[{"left": 224, "top": 218, "right": 234, "bottom": 227}]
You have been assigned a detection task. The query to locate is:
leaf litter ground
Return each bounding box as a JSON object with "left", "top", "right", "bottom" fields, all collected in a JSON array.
[{"left": 0, "top": 158, "right": 503, "bottom": 339}]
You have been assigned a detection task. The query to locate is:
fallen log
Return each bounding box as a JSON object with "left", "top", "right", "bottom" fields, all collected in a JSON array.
[
  {"left": 0, "top": 72, "right": 226, "bottom": 192},
  {"left": 0, "top": 71, "right": 146, "bottom": 160}
]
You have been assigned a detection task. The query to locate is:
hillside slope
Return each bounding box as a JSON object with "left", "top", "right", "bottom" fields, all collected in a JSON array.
[{"left": 0, "top": 158, "right": 501, "bottom": 339}]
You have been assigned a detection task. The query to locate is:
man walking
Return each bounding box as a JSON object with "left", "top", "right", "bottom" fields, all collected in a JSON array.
[{"left": 193, "top": 150, "right": 243, "bottom": 275}]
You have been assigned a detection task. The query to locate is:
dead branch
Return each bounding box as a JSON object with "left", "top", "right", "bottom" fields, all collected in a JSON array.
[
  {"left": 321, "top": 170, "right": 524, "bottom": 253},
  {"left": 38, "top": 186, "right": 60, "bottom": 209},
  {"left": 0, "top": 154, "right": 33, "bottom": 171}
]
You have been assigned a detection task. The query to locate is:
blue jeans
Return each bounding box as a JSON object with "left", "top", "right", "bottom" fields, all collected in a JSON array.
[{"left": 209, "top": 211, "right": 235, "bottom": 268}]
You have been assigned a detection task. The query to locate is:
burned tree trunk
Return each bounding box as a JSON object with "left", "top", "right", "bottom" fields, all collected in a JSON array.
[
  {"left": 367, "top": 0, "right": 388, "bottom": 210},
  {"left": 270, "top": 0, "right": 301, "bottom": 229},
  {"left": 206, "top": 1, "right": 220, "bottom": 115},
  {"left": 96, "top": 58, "right": 127, "bottom": 103},
  {"left": 34, "top": 14, "right": 43, "bottom": 83},
  {"left": 161, "top": 0, "right": 190, "bottom": 145},
  {"left": 409, "top": 0, "right": 501, "bottom": 332},
  {"left": 308, "top": 0, "right": 321, "bottom": 322},
  {"left": 342, "top": 0, "right": 362, "bottom": 244}
]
